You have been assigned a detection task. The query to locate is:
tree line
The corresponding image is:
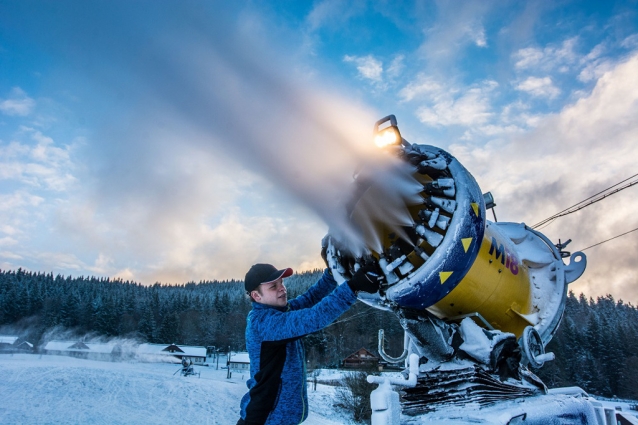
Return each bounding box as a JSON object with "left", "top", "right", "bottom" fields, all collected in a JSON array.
[
  {"left": 1, "top": 268, "right": 636, "bottom": 399},
  {"left": 0, "top": 268, "right": 404, "bottom": 367},
  {"left": 536, "top": 291, "right": 638, "bottom": 400}
]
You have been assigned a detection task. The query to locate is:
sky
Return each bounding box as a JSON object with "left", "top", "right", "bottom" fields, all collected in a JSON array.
[{"left": 1, "top": 1, "right": 637, "bottom": 303}]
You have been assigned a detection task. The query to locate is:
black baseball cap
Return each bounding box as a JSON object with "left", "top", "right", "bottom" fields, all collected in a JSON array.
[{"left": 245, "top": 263, "right": 293, "bottom": 293}]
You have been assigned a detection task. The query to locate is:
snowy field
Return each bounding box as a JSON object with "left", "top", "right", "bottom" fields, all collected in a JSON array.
[
  {"left": 2, "top": 353, "right": 637, "bottom": 424},
  {"left": 0, "top": 354, "right": 349, "bottom": 425}
]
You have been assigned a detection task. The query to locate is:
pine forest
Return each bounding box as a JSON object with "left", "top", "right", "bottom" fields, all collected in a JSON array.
[{"left": 1, "top": 268, "right": 637, "bottom": 400}]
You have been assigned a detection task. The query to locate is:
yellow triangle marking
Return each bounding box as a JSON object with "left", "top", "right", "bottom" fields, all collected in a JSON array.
[
  {"left": 471, "top": 203, "right": 479, "bottom": 217},
  {"left": 462, "top": 238, "right": 473, "bottom": 253},
  {"left": 439, "top": 271, "right": 453, "bottom": 285}
]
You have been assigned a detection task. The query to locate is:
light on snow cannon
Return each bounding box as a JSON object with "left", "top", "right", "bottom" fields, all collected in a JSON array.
[{"left": 373, "top": 115, "right": 404, "bottom": 148}]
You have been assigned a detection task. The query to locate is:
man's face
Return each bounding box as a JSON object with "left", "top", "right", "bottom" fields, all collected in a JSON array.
[{"left": 251, "top": 278, "right": 287, "bottom": 307}]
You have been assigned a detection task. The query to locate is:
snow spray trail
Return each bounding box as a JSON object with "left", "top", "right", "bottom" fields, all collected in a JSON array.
[{"left": 12, "top": 2, "right": 420, "bottom": 254}]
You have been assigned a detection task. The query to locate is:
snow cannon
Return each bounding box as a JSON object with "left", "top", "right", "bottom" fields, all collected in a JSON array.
[{"left": 324, "top": 115, "right": 587, "bottom": 371}]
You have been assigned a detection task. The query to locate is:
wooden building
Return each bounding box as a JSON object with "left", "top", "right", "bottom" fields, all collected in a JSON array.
[
  {"left": 0, "top": 335, "right": 32, "bottom": 353},
  {"left": 0, "top": 335, "right": 19, "bottom": 351},
  {"left": 43, "top": 340, "right": 134, "bottom": 361},
  {"left": 228, "top": 352, "right": 250, "bottom": 372},
  {"left": 342, "top": 348, "right": 380, "bottom": 369},
  {"left": 42, "top": 340, "right": 206, "bottom": 364},
  {"left": 136, "top": 343, "right": 207, "bottom": 364}
]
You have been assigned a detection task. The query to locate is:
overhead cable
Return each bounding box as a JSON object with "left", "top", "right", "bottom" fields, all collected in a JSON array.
[
  {"left": 578, "top": 226, "right": 638, "bottom": 252},
  {"left": 532, "top": 173, "right": 638, "bottom": 229}
]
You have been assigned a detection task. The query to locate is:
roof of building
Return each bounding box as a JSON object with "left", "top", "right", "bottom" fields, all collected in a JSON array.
[
  {"left": 229, "top": 352, "right": 250, "bottom": 364},
  {"left": 179, "top": 346, "right": 206, "bottom": 358},
  {"left": 42, "top": 341, "right": 207, "bottom": 357},
  {"left": 344, "top": 347, "right": 379, "bottom": 360},
  {"left": 0, "top": 335, "right": 19, "bottom": 344},
  {"left": 43, "top": 341, "right": 122, "bottom": 354},
  {"left": 137, "top": 343, "right": 206, "bottom": 358}
]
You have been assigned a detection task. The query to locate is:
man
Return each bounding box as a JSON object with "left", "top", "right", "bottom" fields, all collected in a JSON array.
[{"left": 236, "top": 259, "right": 381, "bottom": 425}]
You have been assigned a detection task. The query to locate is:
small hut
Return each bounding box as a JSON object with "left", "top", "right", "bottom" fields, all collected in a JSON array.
[
  {"left": 228, "top": 352, "right": 250, "bottom": 372},
  {"left": 136, "top": 343, "right": 206, "bottom": 364},
  {"left": 0, "top": 335, "right": 19, "bottom": 351},
  {"left": 342, "top": 348, "right": 380, "bottom": 369}
]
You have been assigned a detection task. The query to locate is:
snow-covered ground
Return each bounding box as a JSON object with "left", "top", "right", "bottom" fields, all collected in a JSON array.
[
  {"left": 2, "top": 353, "right": 637, "bottom": 424},
  {"left": 0, "top": 353, "right": 350, "bottom": 425}
]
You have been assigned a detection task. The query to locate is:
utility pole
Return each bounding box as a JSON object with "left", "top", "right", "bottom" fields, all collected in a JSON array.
[{"left": 226, "top": 346, "right": 232, "bottom": 379}]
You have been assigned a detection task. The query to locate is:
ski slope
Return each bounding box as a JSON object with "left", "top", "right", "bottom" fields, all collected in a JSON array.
[
  {"left": 2, "top": 353, "right": 637, "bottom": 424},
  {"left": 0, "top": 354, "right": 346, "bottom": 425}
]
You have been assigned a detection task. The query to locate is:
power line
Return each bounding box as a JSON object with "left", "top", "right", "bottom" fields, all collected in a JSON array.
[
  {"left": 533, "top": 174, "right": 638, "bottom": 228},
  {"left": 532, "top": 173, "right": 638, "bottom": 229},
  {"left": 534, "top": 180, "right": 638, "bottom": 230},
  {"left": 578, "top": 226, "right": 638, "bottom": 251}
]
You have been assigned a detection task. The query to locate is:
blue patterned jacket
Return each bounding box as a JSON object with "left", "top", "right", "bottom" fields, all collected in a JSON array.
[{"left": 238, "top": 269, "right": 357, "bottom": 424}]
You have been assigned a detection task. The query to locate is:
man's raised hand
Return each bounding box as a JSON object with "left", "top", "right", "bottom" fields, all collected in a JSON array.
[{"left": 347, "top": 264, "right": 383, "bottom": 294}]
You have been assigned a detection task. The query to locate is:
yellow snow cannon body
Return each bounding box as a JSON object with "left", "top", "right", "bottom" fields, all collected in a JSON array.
[{"left": 325, "top": 115, "right": 587, "bottom": 369}]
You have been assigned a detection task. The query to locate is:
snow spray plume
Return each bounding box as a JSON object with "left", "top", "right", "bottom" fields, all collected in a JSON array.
[
  {"left": 119, "top": 11, "right": 422, "bottom": 255},
  {"left": 332, "top": 158, "right": 424, "bottom": 256},
  {"left": 16, "top": 3, "right": 421, "bottom": 266},
  {"left": 39, "top": 327, "right": 143, "bottom": 359}
]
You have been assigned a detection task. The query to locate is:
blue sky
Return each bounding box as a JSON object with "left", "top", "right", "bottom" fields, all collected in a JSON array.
[{"left": 1, "top": 1, "right": 638, "bottom": 302}]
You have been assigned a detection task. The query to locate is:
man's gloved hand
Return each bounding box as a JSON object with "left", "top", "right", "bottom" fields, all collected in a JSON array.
[{"left": 347, "top": 264, "right": 383, "bottom": 294}]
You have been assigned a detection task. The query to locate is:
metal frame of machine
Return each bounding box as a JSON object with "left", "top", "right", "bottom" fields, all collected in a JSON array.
[{"left": 323, "top": 115, "right": 594, "bottom": 424}]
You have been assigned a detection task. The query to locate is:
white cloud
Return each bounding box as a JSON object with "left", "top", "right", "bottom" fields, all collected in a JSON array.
[
  {"left": 0, "top": 250, "right": 22, "bottom": 260},
  {"left": 417, "top": 1, "right": 493, "bottom": 64},
  {"left": 575, "top": 42, "right": 616, "bottom": 82},
  {"left": 343, "top": 54, "right": 383, "bottom": 82},
  {"left": 0, "top": 237, "right": 18, "bottom": 247},
  {"left": 0, "top": 191, "right": 44, "bottom": 211},
  {"left": 620, "top": 33, "right": 638, "bottom": 49},
  {"left": 399, "top": 76, "right": 445, "bottom": 102},
  {"left": 557, "top": 53, "right": 638, "bottom": 145},
  {"left": 515, "top": 76, "right": 561, "bottom": 98},
  {"left": 0, "top": 88, "right": 36, "bottom": 116},
  {"left": 86, "top": 253, "right": 114, "bottom": 274},
  {"left": 514, "top": 35, "right": 637, "bottom": 91},
  {"left": 33, "top": 251, "right": 85, "bottom": 271},
  {"left": 0, "top": 225, "right": 19, "bottom": 236},
  {"left": 0, "top": 128, "right": 76, "bottom": 191},
  {"left": 386, "top": 55, "right": 405, "bottom": 79},
  {"left": 513, "top": 37, "right": 579, "bottom": 72},
  {"left": 473, "top": 26, "right": 487, "bottom": 47},
  {"left": 578, "top": 59, "right": 615, "bottom": 83},
  {"left": 501, "top": 100, "right": 545, "bottom": 128},
  {"left": 130, "top": 204, "right": 327, "bottom": 284},
  {"left": 513, "top": 47, "right": 544, "bottom": 69},
  {"left": 306, "top": 0, "right": 365, "bottom": 31},
  {"left": 113, "top": 268, "right": 135, "bottom": 282},
  {"left": 0, "top": 191, "right": 45, "bottom": 251},
  {"left": 474, "top": 124, "right": 525, "bottom": 137},
  {"left": 414, "top": 81, "right": 497, "bottom": 127},
  {"left": 582, "top": 42, "right": 606, "bottom": 63}
]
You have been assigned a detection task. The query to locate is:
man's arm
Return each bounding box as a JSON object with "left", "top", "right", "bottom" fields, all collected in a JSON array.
[
  {"left": 259, "top": 283, "right": 357, "bottom": 342},
  {"left": 288, "top": 269, "right": 338, "bottom": 311}
]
